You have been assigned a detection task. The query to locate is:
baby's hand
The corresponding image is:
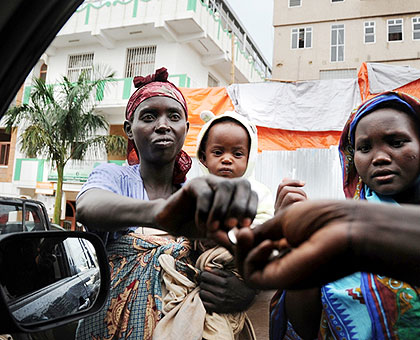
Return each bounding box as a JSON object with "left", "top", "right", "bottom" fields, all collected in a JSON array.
[
  {"left": 275, "top": 178, "right": 307, "bottom": 214},
  {"left": 199, "top": 268, "right": 256, "bottom": 313}
]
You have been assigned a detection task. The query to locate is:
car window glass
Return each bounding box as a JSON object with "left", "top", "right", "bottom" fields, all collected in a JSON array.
[
  {"left": 0, "top": 204, "right": 23, "bottom": 234},
  {"left": 0, "top": 203, "right": 45, "bottom": 233},
  {"left": 63, "top": 238, "right": 98, "bottom": 275},
  {"left": 24, "top": 204, "right": 44, "bottom": 231}
]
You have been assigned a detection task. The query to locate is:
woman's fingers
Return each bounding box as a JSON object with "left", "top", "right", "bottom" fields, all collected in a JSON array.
[
  {"left": 275, "top": 178, "right": 307, "bottom": 213},
  {"left": 234, "top": 214, "right": 286, "bottom": 276},
  {"left": 182, "top": 177, "right": 215, "bottom": 233},
  {"left": 235, "top": 227, "right": 258, "bottom": 277},
  {"left": 200, "top": 268, "right": 229, "bottom": 285},
  {"left": 200, "top": 267, "right": 256, "bottom": 313},
  {"left": 200, "top": 175, "right": 258, "bottom": 232},
  {"left": 206, "top": 178, "right": 236, "bottom": 230},
  {"left": 242, "top": 223, "right": 350, "bottom": 290},
  {"left": 164, "top": 175, "right": 257, "bottom": 238},
  {"left": 224, "top": 180, "right": 258, "bottom": 228},
  {"left": 251, "top": 214, "right": 285, "bottom": 245},
  {"left": 199, "top": 289, "right": 223, "bottom": 313}
]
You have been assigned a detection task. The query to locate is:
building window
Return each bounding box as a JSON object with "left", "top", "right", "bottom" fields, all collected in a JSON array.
[
  {"left": 0, "top": 144, "right": 10, "bottom": 166},
  {"left": 0, "top": 129, "right": 11, "bottom": 166},
  {"left": 291, "top": 27, "right": 312, "bottom": 49},
  {"left": 388, "top": 19, "right": 403, "bottom": 41},
  {"left": 364, "top": 21, "right": 375, "bottom": 44},
  {"left": 208, "top": 73, "right": 219, "bottom": 87},
  {"left": 67, "top": 53, "right": 94, "bottom": 82},
  {"left": 289, "top": 0, "right": 301, "bottom": 8},
  {"left": 125, "top": 46, "right": 156, "bottom": 78},
  {"left": 39, "top": 63, "right": 48, "bottom": 82},
  {"left": 413, "top": 17, "right": 420, "bottom": 40},
  {"left": 331, "top": 24, "right": 344, "bottom": 62}
]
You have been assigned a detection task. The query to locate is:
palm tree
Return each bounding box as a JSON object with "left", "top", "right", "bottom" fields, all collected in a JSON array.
[{"left": 4, "top": 68, "right": 127, "bottom": 224}]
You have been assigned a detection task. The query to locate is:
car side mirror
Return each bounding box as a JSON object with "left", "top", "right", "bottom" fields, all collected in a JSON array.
[{"left": 0, "top": 231, "right": 109, "bottom": 333}]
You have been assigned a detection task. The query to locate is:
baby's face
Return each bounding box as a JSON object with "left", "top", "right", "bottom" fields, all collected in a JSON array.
[
  {"left": 354, "top": 107, "right": 420, "bottom": 198},
  {"left": 202, "top": 121, "right": 250, "bottom": 178}
]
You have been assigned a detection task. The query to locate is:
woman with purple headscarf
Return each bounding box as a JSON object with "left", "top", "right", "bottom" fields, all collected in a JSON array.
[{"left": 233, "top": 91, "right": 420, "bottom": 340}]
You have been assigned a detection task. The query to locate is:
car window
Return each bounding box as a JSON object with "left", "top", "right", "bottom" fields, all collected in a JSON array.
[
  {"left": 0, "top": 203, "right": 45, "bottom": 234},
  {"left": 63, "top": 237, "right": 98, "bottom": 275}
]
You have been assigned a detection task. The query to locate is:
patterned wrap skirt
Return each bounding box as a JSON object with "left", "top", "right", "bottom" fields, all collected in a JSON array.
[{"left": 76, "top": 233, "right": 193, "bottom": 340}]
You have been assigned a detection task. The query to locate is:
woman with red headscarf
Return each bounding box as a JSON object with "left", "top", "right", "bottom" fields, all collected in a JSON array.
[{"left": 75, "top": 68, "right": 257, "bottom": 339}]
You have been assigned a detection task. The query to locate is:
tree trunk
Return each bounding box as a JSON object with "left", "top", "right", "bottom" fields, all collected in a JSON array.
[{"left": 53, "top": 163, "right": 64, "bottom": 225}]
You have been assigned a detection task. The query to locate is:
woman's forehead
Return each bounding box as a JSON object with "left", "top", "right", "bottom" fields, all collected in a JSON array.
[
  {"left": 356, "top": 107, "right": 419, "bottom": 134},
  {"left": 134, "top": 96, "right": 187, "bottom": 115}
]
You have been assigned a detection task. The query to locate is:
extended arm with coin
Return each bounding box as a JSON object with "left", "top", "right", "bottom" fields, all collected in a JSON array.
[{"left": 232, "top": 199, "right": 420, "bottom": 290}]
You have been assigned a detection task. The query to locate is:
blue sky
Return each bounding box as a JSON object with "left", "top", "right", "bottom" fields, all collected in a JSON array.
[{"left": 225, "top": 0, "right": 274, "bottom": 64}]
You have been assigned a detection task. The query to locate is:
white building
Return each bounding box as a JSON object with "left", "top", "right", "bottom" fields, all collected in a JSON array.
[{"left": 1, "top": 0, "right": 271, "bottom": 228}]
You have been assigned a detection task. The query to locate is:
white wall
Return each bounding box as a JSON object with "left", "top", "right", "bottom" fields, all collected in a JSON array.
[
  {"left": 42, "top": 37, "right": 230, "bottom": 88},
  {"left": 187, "top": 147, "right": 345, "bottom": 202}
]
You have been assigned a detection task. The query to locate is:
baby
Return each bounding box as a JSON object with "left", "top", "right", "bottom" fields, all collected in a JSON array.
[{"left": 197, "top": 110, "right": 274, "bottom": 225}]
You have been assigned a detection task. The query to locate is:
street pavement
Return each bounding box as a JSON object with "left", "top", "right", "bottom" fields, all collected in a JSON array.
[{"left": 247, "top": 290, "right": 276, "bottom": 339}]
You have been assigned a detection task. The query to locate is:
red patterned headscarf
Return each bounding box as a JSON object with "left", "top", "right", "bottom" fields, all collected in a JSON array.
[{"left": 125, "top": 67, "right": 191, "bottom": 184}]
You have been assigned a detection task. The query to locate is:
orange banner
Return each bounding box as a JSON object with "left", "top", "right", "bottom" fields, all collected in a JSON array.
[
  {"left": 180, "top": 87, "right": 234, "bottom": 125},
  {"left": 358, "top": 62, "right": 420, "bottom": 101},
  {"left": 257, "top": 127, "right": 342, "bottom": 151},
  {"left": 180, "top": 87, "right": 342, "bottom": 154}
]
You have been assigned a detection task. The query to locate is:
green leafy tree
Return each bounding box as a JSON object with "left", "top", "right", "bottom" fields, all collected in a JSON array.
[{"left": 4, "top": 68, "right": 127, "bottom": 224}]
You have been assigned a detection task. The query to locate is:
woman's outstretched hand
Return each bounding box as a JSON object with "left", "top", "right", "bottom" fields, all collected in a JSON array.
[
  {"left": 234, "top": 199, "right": 420, "bottom": 290},
  {"left": 154, "top": 175, "right": 258, "bottom": 240},
  {"left": 234, "top": 200, "right": 359, "bottom": 290}
]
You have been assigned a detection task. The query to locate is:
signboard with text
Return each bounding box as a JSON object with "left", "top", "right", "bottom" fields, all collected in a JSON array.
[{"left": 47, "top": 160, "right": 125, "bottom": 183}]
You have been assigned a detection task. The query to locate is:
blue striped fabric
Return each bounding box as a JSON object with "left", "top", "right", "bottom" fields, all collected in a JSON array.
[{"left": 76, "top": 163, "right": 147, "bottom": 244}]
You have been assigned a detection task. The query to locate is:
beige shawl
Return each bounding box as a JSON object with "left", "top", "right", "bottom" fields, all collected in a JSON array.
[{"left": 152, "top": 247, "right": 255, "bottom": 340}]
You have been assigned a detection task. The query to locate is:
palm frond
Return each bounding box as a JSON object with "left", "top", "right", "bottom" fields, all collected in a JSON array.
[
  {"left": 69, "top": 135, "right": 107, "bottom": 161},
  {"left": 79, "top": 110, "right": 109, "bottom": 136},
  {"left": 53, "top": 65, "right": 116, "bottom": 143},
  {"left": 9, "top": 63, "right": 122, "bottom": 165},
  {"left": 69, "top": 134, "right": 126, "bottom": 161},
  {"left": 9, "top": 64, "right": 121, "bottom": 224},
  {"left": 3, "top": 105, "right": 30, "bottom": 132},
  {"left": 105, "top": 135, "right": 127, "bottom": 156},
  {"left": 31, "top": 78, "right": 56, "bottom": 107},
  {"left": 19, "top": 125, "right": 53, "bottom": 158}
]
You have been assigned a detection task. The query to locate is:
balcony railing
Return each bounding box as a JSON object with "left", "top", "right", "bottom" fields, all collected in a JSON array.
[
  {"left": 59, "top": 0, "right": 270, "bottom": 82},
  {"left": 22, "top": 75, "right": 190, "bottom": 111}
]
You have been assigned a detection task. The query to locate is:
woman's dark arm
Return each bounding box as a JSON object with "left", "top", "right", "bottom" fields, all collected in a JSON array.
[
  {"left": 76, "top": 188, "right": 162, "bottom": 231},
  {"left": 285, "top": 289, "right": 321, "bottom": 339},
  {"left": 77, "top": 175, "right": 258, "bottom": 238},
  {"left": 234, "top": 200, "right": 420, "bottom": 290},
  {"left": 350, "top": 202, "right": 420, "bottom": 285}
]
